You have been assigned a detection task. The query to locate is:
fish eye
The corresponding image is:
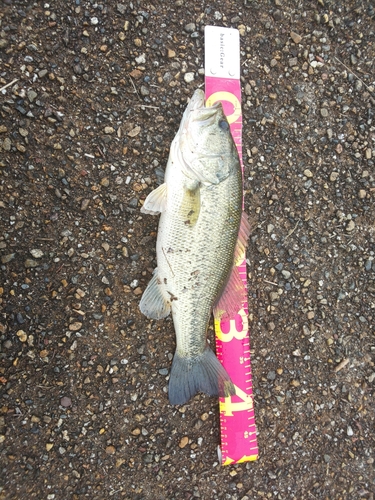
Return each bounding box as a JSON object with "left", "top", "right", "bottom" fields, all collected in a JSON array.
[{"left": 218, "top": 119, "right": 229, "bottom": 131}]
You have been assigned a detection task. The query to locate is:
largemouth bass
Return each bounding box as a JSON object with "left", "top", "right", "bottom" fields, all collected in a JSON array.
[{"left": 140, "top": 89, "right": 249, "bottom": 405}]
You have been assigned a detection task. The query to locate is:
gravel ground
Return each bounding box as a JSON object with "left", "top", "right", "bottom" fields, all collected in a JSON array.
[{"left": 1, "top": 1, "right": 375, "bottom": 499}]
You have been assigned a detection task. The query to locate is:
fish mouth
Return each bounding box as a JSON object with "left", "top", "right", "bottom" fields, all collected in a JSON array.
[
  {"left": 188, "top": 89, "right": 206, "bottom": 111},
  {"left": 186, "top": 90, "right": 223, "bottom": 126},
  {"left": 188, "top": 90, "right": 222, "bottom": 114},
  {"left": 192, "top": 104, "right": 221, "bottom": 123}
]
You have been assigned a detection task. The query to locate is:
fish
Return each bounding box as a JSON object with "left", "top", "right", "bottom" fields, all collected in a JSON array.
[{"left": 139, "top": 89, "right": 250, "bottom": 405}]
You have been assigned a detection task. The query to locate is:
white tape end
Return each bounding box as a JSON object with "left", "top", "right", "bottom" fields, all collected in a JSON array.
[{"left": 205, "top": 26, "right": 240, "bottom": 80}]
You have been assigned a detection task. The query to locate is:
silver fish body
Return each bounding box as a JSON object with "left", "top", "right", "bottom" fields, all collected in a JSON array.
[{"left": 140, "top": 89, "right": 249, "bottom": 405}]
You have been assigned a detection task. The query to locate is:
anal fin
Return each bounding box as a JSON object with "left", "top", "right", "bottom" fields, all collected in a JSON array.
[{"left": 139, "top": 269, "right": 171, "bottom": 320}]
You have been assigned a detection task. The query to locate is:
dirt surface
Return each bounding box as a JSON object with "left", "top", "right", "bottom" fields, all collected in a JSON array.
[{"left": 1, "top": 0, "right": 375, "bottom": 499}]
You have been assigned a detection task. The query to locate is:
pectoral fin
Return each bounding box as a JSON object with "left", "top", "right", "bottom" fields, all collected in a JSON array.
[
  {"left": 141, "top": 183, "right": 167, "bottom": 215},
  {"left": 139, "top": 269, "right": 171, "bottom": 319}
]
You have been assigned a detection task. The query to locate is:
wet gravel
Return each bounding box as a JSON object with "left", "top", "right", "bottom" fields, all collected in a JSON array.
[{"left": 1, "top": 1, "right": 375, "bottom": 499}]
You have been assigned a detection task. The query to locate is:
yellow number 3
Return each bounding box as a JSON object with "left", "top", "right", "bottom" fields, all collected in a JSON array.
[{"left": 215, "top": 308, "right": 248, "bottom": 343}]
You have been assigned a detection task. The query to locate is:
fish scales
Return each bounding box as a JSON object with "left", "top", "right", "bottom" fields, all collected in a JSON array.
[{"left": 158, "top": 157, "right": 242, "bottom": 358}]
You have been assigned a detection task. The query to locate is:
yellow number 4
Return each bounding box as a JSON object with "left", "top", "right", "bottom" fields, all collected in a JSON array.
[{"left": 220, "top": 384, "right": 253, "bottom": 417}]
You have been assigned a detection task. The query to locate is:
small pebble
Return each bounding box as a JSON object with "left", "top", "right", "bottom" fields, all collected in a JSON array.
[
  {"left": 81, "top": 199, "right": 90, "bottom": 210},
  {"left": 346, "top": 220, "right": 355, "bottom": 232},
  {"left": 69, "top": 322, "right": 82, "bottom": 331},
  {"left": 290, "top": 31, "right": 302, "bottom": 43},
  {"left": 184, "top": 23, "right": 196, "bottom": 33},
  {"left": 140, "top": 85, "right": 149, "bottom": 96},
  {"left": 269, "top": 292, "right": 279, "bottom": 302},
  {"left": 184, "top": 72, "right": 195, "bottom": 83},
  {"left": 330, "top": 172, "right": 339, "bottom": 182},
  {"left": 30, "top": 249, "right": 44, "bottom": 259},
  {"left": 60, "top": 396, "right": 72, "bottom": 407},
  {"left": 1, "top": 254, "right": 15, "bottom": 264},
  {"left": 25, "top": 259, "right": 39, "bottom": 268},
  {"left": 27, "top": 90, "right": 37, "bottom": 103},
  {"left": 16, "top": 330, "right": 27, "bottom": 342},
  {"left": 2, "top": 137, "right": 12, "bottom": 150},
  {"left": 179, "top": 436, "right": 189, "bottom": 448},
  {"left": 128, "top": 126, "right": 141, "bottom": 138},
  {"left": 135, "top": 53, "right": 146, "bottom": 64}
]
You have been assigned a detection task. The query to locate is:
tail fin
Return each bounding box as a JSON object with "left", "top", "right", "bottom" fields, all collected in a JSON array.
[{"left": 168, "top": 346, "right": 235, "bottom": 405}]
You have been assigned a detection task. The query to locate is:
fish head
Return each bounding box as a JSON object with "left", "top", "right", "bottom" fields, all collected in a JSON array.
[{"left": 177, "top": 89, "right": 237, "bottom": 185}]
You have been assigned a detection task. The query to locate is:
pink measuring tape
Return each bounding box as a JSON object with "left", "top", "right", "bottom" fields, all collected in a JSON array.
[{"left": 205, "top": 26, "right": 258, "bottom": 465}]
